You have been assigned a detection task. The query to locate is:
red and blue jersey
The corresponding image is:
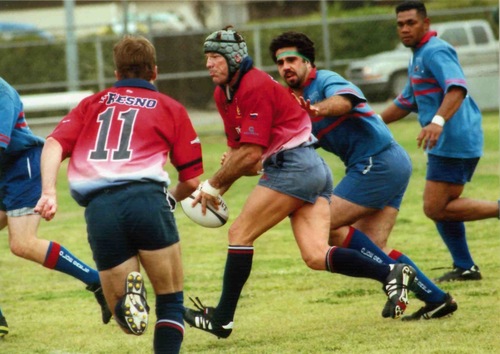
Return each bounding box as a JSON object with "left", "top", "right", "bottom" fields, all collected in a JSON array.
[
  {"left": 49, "top": 79, "right": 203, "bottom": 206},
  {"left": 394, "top": 32, "right": 483, "bottom": 158},
  {"left": 214, "top": 62, "right": 312, "bottom": 161},
  {"left": 302, "top": 69, "right": 394, "bottom": 167},
  {"left": 0, "top": 77, "right": 44, "bottom": 158}
]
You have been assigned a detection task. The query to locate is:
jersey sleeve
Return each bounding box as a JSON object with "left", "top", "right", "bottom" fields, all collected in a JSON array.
[
  {"left": 394, "top": 80, "right": 418, "bottom": 113},
  {"left": 168, "top": 107, "right": 203, "bottom": 182},
  {"left": 323, "top": 73, "right": 366, "bottom": 106},
  {"left": 427, "top": 48, "right": 469, "bottom": 95},
  {"left": 48, "top": 99, "right": 88, "bottom": 158}
]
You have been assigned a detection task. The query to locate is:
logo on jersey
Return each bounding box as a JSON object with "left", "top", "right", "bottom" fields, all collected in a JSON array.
[
  {"left": 250, "top": 113, "right": 258, "bottom": 119},
  {"left": 243, "top": 126, "right": 259, "bottom": 137},
  {"left": 235, "top": 98, "right": 242, "bottom": 119},
  {"left": 101, "top": 93, "right": 157, "bottom": 109},
  {"left": 190, "top": 137, "right": 200, "bottom": 144}
]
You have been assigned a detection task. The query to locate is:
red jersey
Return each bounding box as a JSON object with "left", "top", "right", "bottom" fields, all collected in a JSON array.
[
  {"left": 49, "top": 79, "right": 203, "bottom": 206},
  {"left": 213, "top": 67, "right": 312, "bottom": 161}
]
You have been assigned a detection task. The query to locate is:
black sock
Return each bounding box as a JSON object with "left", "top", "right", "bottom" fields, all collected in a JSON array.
[
  {"left": 154, "top": 292, "right": 184, "bottom": 354},
  {"left": 214, "top": 245, "right": 254, "bottom": 325},
  {"left": 326, "top": 246, "right": 389, "bottom": 283}
]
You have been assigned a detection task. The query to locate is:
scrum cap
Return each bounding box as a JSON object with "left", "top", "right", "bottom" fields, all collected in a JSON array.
[{"left": 204, "top": 27, "right": 248, "bottom": 77}]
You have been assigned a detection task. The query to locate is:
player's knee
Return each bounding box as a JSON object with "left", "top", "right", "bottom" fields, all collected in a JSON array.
[
  {"left": 228, "top": 223, "right": 254, "bottom": 245},
  {"left": 9, "top": 238, "right": 32, "bottom": 259},
  {"left": 423, "top": 203, "right": 444, "bottom": 221},
  {"left": 301, "top": 253, "right": 324, "bottom": 270}
]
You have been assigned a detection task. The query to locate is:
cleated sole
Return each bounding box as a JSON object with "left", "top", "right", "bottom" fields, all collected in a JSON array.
[{"left": 123, "top": 272, "right": 149, "bottom": 335}]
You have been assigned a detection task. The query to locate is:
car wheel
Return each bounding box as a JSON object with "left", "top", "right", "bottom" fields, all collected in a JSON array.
[{"left": 389, "top": 71, "right": 408, "bottom": 99}]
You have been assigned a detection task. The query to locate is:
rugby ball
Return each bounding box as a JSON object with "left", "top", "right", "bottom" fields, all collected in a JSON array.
[{"left": 180, "top": 189, "right": 229, "bottom": 228}]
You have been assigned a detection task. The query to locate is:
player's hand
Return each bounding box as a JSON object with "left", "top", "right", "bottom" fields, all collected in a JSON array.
[
  {"left": 192, "top": 189, "right": 220, "bottom": 215},
  {"left": 417, "top": 123, "right": 443, "bottom": 150},
  {"left": 292, "top": 93, "right": 320, "bottom": 117},
  {"left": 34, "top": 193, "right": 58, "bottom": 221}
]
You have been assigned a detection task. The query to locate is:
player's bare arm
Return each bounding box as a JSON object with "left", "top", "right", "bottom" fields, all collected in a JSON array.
[
  {"left": 294, "top": 93, "right": 353, "bottom": 117},
  {"left": 169, "top": 178, "right": 201, "bottom": 204},
  {"left": 380, "top": 103, "right": 410, "bottom": 124},
  {"left": 34, "top": 137, "right": 64, "bottom": 221},
  {"left": 210, "top": 144, "right": 263, "bottom": 188},
  {"left": 196, "top": 144, "right": 263, "bottom": 213}
]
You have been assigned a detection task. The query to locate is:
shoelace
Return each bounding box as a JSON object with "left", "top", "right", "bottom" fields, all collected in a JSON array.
[{"left": 189, "top": 296, "right": 208, "bottom": 313}]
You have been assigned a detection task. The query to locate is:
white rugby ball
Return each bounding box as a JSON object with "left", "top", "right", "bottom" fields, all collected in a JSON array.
[{"left": 180, "top": 189, "right": 229, "bottom": 228}]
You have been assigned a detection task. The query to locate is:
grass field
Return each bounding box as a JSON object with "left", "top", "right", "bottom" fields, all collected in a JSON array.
[{"left": 0, "top": 111, "right": 499, "bottom": 353}]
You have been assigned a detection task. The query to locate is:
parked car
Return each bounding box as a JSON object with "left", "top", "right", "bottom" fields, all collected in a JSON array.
[
  {"left": 345, "top": 20, "right": 499, "bottom": 101},
  {"left": 0, "top": 22, "right": 54, "bottom": 42}
]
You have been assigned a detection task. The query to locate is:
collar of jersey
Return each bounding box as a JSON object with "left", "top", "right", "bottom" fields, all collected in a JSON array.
[
  {"left": 114, "top": 78, "right": 158, "bottom": 91},
  {"left": 416, "top": 30, "right": 437, "bottom": 49}
]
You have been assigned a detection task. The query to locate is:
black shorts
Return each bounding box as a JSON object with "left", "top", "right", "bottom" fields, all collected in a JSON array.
[{"left": 85, "top": 182, "right": 179, "bottom": 271}]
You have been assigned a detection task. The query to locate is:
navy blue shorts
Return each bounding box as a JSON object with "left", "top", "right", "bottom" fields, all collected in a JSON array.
[
  {"left": 334, "top": 142, "right": 412, "bottom": 210},
  {"left": 85, "top": 182, "right": 179, "bottom": 271},
  {"left": 427, "top": 154, "right": 479, "bottom": 185},
  {"left": 259, "top": 146, "right": 333, "bottom": 203},
  {"left": 0, "top": 146, "right": 42, "bottom": 215}
]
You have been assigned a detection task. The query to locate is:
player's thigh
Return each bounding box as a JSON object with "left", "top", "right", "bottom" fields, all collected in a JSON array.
[
  {"left": 290, "top": 197, "right": 331, "bottom": 270},
  {"left": 424, "top": 154, "right": 475, "bottom": 213},
  {"left": 423, "top": 180, "right": 464, "bottom": 215},
  {"left": 352, "top": 206, "right": 399, "bottom": 249},
  {"left": 7, "top": 213, "right": 41, "bottom": 243},
  {"left": 139, "top": 243, "right": 183, "bottom": 295},
  {"left": 99, "top": 256, "right": 141, "bottom": 315},
  {"left": 228, "top": 185, "right": 303, "bottom": 245},
  {"left": 330, "top": 194, "right": 376, "bottom": 229}
]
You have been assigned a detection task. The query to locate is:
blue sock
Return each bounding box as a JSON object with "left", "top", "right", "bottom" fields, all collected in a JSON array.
[
  {"left": 155, "top": 292, "right": 184, "bottom": 354},
  {"left": 43, "top": 241, "right": 100, "bottom": 285},
  {"left": 436, "top": 221, "right": 475, "bottom": 269},
  {"left": 389, "top": 251, "right": 446, "bottom": 303},
  {"left": 342, "top": 227, "right": 394, "bottom": 264},
  {"left": 344, "top": 227, "right": 446, "bottom": 303}
]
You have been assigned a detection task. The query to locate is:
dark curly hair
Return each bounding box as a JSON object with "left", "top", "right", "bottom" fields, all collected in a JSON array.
[{"left": 269, "top": 31, "right": 316, "bottom": 67}]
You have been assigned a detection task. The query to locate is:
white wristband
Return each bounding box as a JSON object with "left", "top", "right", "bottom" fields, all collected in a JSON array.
[
  {"left": 201, "top": 180, "right": 220, "bottom": 197},
  {"left": 431, "top": 115, "right": 446, "bottom": 127}
]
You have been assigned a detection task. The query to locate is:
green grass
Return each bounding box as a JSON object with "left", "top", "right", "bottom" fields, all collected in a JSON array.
[{"left": 1, "top": 112, "right": 499, "bottom": 353}]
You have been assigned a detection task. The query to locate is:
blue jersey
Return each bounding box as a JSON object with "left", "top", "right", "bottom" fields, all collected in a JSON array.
[
  {"left": 0, "top": 77, "right": 44, "bottom": 160},
  {"left": 302, "top": 69, "right": 395, "bottom": 167},
  {"left": 393, "top": 33, "right": 483, "bottom": 158}
]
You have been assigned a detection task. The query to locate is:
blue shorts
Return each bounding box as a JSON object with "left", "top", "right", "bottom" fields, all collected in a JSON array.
[
  {"left": 0, "top": 146, "right": 42, "bottom": 215},
  {"left": 259, "top": 146, "right": 333, "bottom": 203},
  {"left": 85, "top": 182, "right": 179, "bottom": 271},
  {"left": 427, "top": 154, "right": 479, "bottom": 185},
  {"left": 334, "top": 142, "right": 412, "bottom": 210}
]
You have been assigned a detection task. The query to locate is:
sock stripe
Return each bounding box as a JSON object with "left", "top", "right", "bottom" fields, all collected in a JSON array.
[
  {"left": 156, "top": 319, "right": 184, "bottom": 335},
  {"left": 325, "top": 246, "right": 336, "bottom": 272},
  {"left": 388, "top": 249, "right": 403, "bottom": 260},
  {"left": 228, "top": 245, "right": 254, "bottom": 254},
  {"left": 342, "top": 226, "right": 356, "bottom": 248},
  {"left": 43, "top": 241, "right": 61, "bottom": 269}
]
